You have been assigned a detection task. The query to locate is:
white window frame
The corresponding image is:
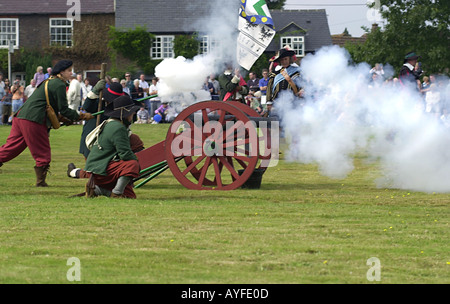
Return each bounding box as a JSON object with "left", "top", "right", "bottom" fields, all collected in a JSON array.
[
  {"left": 0, "top": 18, "right": 19, "bottom": 49},
  {"left": 199, "top": 35, "right": 209, "bottom": 54},
  {"left": 150, "top": 35, "right": 174, "bottom": 59},
  {"left": 12, "top": 72, "right": 26, "bottom": 87},
  {"left": 280, "top": 36, "right": 305, "bottom": 57},
  {"left": 49, "top": 18, "right": 73, "bottom": 47},
  {"left": 198, "top": 35, "right": 222, "bottom": 57}
]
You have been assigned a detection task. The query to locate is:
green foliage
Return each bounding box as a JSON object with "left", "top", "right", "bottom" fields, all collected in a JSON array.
[
  {"left": 0, "top": 49, "right": 8, "bottom": 76},
  {"left": 267, "top": 0, "right": 286, "bottom": 10},
  {"left": 173, "top": 35, "right": 200, "bottom": 59},
  {"left": 12, "top": 49, "right": 52, "bottom": 82},
  {"left": 346, "top": 0, "right": 450, "bottom": 76},
  {"left": 0, "top": 48, "right": 51, "bottom": 82},
  {"left": 108, "top": 26, "right": 154, "bottom": 69},
  {"left": 142, "top": 59, "right": 163, "bottom": 76}
]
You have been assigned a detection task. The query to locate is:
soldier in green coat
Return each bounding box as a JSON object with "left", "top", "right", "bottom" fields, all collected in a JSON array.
[
  {"left": 84, "top": 95, "right": 141, "bottom": 198},
  {"left": 218, "top": 64, "right": 248, "bottom": 102},
  {"left": 0, "top": 60, "right": 93, "bottom": 187}
]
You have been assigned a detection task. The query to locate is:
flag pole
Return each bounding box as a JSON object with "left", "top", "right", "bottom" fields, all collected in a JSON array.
[{"left": 96, "top": 63, "right": 107, "bottom": 126}]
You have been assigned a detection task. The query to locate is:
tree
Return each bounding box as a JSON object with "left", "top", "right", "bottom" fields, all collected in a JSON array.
[
  {"left": 108, "top": 26, "right": 154, "bottom": 70},
  {"left": 267, "top": 0, "right": 285, "bottom": 10},
  {"left": 13, "top": 49, "right": 52, "bottom": 83},
  {"left": 346, "top": 0, "right": 450, "bottom": 75},
  {"left": 173, "top": 35, "right": 200, "bottom": 59}
]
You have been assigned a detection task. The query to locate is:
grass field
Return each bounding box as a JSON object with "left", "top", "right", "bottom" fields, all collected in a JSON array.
[{"left": 0, "top": 123, "right": 448, "bottom": 284}]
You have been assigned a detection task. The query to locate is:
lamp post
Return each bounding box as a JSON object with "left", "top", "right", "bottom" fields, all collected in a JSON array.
[{"left": 8, "top": 40, "right": 14, "bottom": 81}]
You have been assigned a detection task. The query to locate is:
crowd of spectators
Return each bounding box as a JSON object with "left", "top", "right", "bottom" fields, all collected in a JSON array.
[
  {"left": 366, "top": 63, "right": 450, "bottom": 126},
  {"left": 2, "top": 59, "right": 448, "bottom": 128}
]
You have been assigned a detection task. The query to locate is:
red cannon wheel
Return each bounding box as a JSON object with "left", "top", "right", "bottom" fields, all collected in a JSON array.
[
  {"left": 226, "top": 101, "right": 273, "bottom": 170},
  {"left": 165, "top": 101, "right": 258, "bottom": 190}
]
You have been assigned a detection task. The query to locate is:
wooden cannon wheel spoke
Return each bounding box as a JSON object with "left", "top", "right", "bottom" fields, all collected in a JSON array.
[
  {"left": 165, "top": 101, "right": 258, "bottom": 190},
  {"left": 225, "top": 101, "right": 273, "bottom": 169}
]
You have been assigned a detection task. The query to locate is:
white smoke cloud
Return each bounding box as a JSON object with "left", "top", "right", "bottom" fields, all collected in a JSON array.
[
  {"left": 280, "top": 45, "right": 450, "bottom": 193},
  {"left": 151, "top": 3, "right": 450, "bottom": 193},
  {"left": 154, "top": 1, "right": 240, "bottom": 104},
  {"left": 155, "top": 55, "right": 216, "bottom": 98}
]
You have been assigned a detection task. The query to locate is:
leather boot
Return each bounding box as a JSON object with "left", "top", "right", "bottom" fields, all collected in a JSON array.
[
  {"left": 110, "top": 192, "right": 127, "bottom": 198},
  {"left": 67, "top": 163, "right": 79, "bottom": 178},
  {"left": 34, "top": 165, "right": 50, "bottom": 187},
  {"left": 85, "top": 175, "right": 97, "bottom": 198}
]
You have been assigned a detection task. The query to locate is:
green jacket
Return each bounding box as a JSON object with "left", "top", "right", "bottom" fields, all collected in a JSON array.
[
  {"left": 85, "top": 119, "right": 137, "bottom": 176},
  {"left": 16, "top": 77, "right": 80, "bottom": 128},
  {"left": 79, "top": 96, "right": 108, "bottom": 158},
  {"left": 218, "top": 72, "right": 248, "bottom": 102}
]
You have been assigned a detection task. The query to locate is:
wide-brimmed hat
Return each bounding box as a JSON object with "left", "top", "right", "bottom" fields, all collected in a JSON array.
[
  {"left": 52, "top": 60, "right": 73, "bottom": 75},
  {"left": 103, "top": 82, "right": 125, "bottom": 104},
  {"left": 104, "top": 95, "right": 140, "bottom": 120},
  {"left": 404, "top": 52, "right": 420, "bottom": 63},
  {"left": 273, "top": 48, "right": 296, "bottom": 63}
]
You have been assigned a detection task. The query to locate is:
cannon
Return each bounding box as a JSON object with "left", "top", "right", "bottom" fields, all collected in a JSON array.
[{"left": 133, "top": 100, "right": 278, "bottom": 190}]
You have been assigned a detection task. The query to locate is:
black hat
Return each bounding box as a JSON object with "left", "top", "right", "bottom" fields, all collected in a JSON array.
[
  {"left": 404, "top": 52, "right": 420, "bottom": 63},
  {"left": 103, "top": 82, "right": 125, "bottom": 104},
  {"left": 104, "top": 95, "right": 140, "bottom": 120},
  {"left": 51, "top": 60, "right": 73, "bottom": 75},
  {"left": 273, "top": 48, "right": 296, "bottom": 63}
]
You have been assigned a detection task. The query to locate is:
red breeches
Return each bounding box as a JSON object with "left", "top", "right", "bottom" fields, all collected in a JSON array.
[
  {"left": 92, "top": 159, "right": 140, "bottom": 199},
  {"left": 0, "top": 117, "right": 51, "bottom": 167}
]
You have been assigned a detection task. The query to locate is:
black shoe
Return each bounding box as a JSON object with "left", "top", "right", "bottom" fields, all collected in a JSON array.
[
  {"left": 0, "top": 162, "right": 3, "bottom": 168},
  {"left": 67, "top": 163, "right": 77, "bottom": 178}
]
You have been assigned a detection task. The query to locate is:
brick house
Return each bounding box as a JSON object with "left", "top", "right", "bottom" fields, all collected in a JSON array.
[
  {"left": 0, "top": 0, "right": 115, "bottom": 82},
  {"left": 115, "top": 1, "right": 332, "bottom": 64},
  {"left": 331, "top": 29, "right": 368, "bottom": 48}
]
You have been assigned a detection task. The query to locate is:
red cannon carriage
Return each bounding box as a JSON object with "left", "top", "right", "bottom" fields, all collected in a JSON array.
[{"left": 134, "top": 100, "right": 278, "bottom": 190}]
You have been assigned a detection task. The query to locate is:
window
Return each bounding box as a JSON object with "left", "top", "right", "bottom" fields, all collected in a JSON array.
[
  {"left": 151, "top": 36, "right": 174, "bottom": 59},
  {"left": 12, "top": 72, "right": 26, "bottom": 87},
  {"left": 199, "top": 35, "right": 209, "bottom": 54},
  {"left": 50, "top": 18, "right": 73, "bottom": 47},
  {"left": 198, "top": 35, "right": 222, "bottom": 57},
  {"left": 280, "top": 36, "right": 304, "bottom": 57},
  {"left": 0, "top": 18, "right": 19, "bottom": 49}
]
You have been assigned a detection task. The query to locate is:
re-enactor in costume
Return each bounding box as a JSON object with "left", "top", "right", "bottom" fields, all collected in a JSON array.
[
  {"left": 266, "top": 48, "right": 302, "bottom": 104},
  {"left": 68, "top": 82, "right": 145, "bottom": 179},
  {"left": 218, "top": 64, "right": 248, "bottom": 103},
  {"left": 83, "top": 95, "right": 141, "bottom": 199},
  {"left": 399, "top": 52, "right": 421, "bottom": 90},
  {"left": 79, "top": 81, "right": 124, "bottom": 159},
  {"left": 266, "top": 48, "right": 303, "bottom": 142},
  {"left": 0, "top": 60, "right": 94, "bottom": 186}
]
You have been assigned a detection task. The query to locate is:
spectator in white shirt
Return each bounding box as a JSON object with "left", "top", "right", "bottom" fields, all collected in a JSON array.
[
  {"left": 24, "top": 79, "right": 37, "bottom": 102},
  {"left": 139, "top": 74, "right": 149, "bottom": 98}
]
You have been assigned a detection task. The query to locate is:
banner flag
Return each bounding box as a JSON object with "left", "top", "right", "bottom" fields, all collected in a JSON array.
[{"left": 237, "top": 0, "right": 276, "bottom": 70}]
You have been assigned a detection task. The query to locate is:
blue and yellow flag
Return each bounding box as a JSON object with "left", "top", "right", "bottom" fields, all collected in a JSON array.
[
  {"left": 239, "top": 0, "right": 274, "bottom": 29},
  {"left": 237, "top": 0, "right": 276, "bottom": 70}
]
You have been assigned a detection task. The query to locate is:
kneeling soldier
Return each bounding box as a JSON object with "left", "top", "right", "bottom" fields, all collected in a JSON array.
[{"left": 84, "top": 95, "right": 141, "bottom": 198}]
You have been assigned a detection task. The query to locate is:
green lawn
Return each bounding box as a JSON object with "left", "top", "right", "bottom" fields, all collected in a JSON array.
[{"left": 0, "top": 123, "right": 448, "bottom": 284}]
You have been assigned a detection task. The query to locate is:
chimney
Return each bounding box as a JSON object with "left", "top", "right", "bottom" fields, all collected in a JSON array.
[{"left": 371, "top": 23, "right": 379, "bottom": 32}]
